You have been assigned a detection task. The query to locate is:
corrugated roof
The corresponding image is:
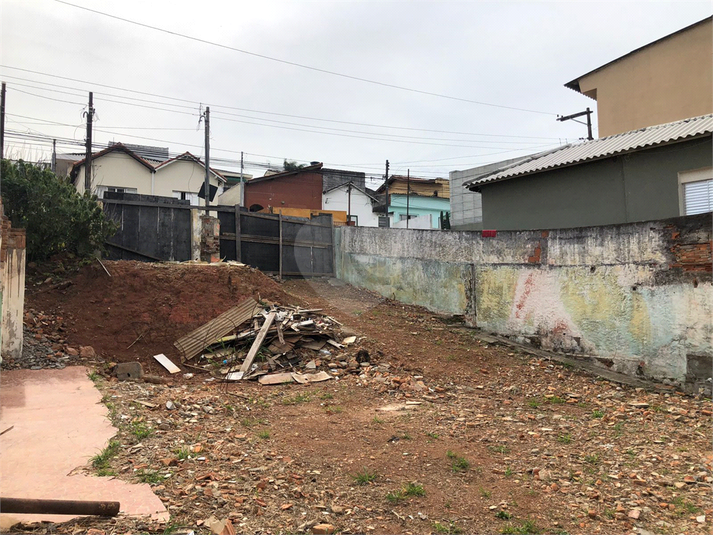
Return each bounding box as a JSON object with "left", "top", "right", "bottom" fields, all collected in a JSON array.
[{"left": 465, "top": 114, "right": 713, "bottom": 189}]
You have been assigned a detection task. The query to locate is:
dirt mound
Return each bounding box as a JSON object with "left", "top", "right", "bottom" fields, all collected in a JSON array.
[{"left": 27, "top": 261, "right": 298, "bottom": 371}]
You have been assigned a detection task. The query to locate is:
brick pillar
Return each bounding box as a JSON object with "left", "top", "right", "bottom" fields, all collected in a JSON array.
[{"left": 200, "top": 215, "right": 220, "bottom": 263}]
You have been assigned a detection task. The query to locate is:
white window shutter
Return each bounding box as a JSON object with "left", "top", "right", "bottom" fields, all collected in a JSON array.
[{"left": 684, "top": 179, "right": 713, "bottom": 215}]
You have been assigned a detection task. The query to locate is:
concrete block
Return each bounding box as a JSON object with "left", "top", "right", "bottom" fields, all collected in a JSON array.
[{"left": 115, "top": 361, "right": 144, "bottom": 381}]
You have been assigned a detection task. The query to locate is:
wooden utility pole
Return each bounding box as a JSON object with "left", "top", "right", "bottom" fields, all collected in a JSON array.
[
  {"left": 204, "top": 106, "right": 210, "bottom": 210},
  {"left": 240, "top": 150, "right": 245, "bottom": 207},
  {"left": 84, "top": 92, "right": 94, "bottom": 193},
  {"left": 556, "top": 107, "right": 593, "bottom": 140}
]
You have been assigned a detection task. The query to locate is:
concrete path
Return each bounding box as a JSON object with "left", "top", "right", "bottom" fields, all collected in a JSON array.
[{"left": 0, "top": 366, "right": 167, "bottom": 527}]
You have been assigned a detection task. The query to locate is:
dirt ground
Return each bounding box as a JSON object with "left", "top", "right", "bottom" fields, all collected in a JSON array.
[{"left": 13, "top": 264, "right": 713, "bottom": 535}]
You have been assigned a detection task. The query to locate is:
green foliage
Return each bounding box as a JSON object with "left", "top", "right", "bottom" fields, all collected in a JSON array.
[
  {"left": 496, "top": 510, "right": 513, "bottom": 520},
  {"left": 136, "top": 469, "right": 162, "bottom": 484},
  {"left": 130, "top": 421, "right": 153, "bottom": 440},
  {"left": 433, "top": 521, "right": 463, "bottom": 534},
  {"left": 447, "top": 451, "right": 470, "bottom": 472},
  {"left": 91, "top": 439, "right": 120, "bottom": 475},
  {"left": 283, "top": 159, "right": 307, "bottom": 171},
  {"left": 352, "top": 468, "right": 378, "bottom": 485},
  {"left": 1, "top": 160, "right": 118, "bottom": 261},
  {"left": 403, "top": 482, "right": 425, "bottom": 497}
]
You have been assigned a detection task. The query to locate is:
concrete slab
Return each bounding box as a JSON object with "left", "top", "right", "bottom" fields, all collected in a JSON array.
[{"left": 0, "top": 366, "right": 168, "bottom": 527}]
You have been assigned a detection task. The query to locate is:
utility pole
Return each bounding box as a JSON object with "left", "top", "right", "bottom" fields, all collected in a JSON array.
[
  {"left": 204, "top": 106, "right": 210, "bottom": 211},
  {"left": 84, "top": 92, "right": 94, "bottom": 193},
  {"left": 384, "top": 159, "right": 390, "bottom": 227},
  {"left": 51, "top": 139, "right": 56, "bottom": 173},
  {"left": 1, "top": 82, "right": 6, "bottom": 162},
  {"left": 406, "top": 169, "right": 410, "bottom": 229},
  {"left": 556, "top": 107, "right": 593, "bottom": 141}
]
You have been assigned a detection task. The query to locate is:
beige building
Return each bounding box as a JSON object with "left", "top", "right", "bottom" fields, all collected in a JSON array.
[
  {"left": 71, "top": 145, "right": 225, "bottom": 205},
  {"left": 566, "top": 17, "right": 713, "bottom": 137}
]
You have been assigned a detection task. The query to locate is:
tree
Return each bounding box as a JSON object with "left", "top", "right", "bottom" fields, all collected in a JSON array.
[
  {"left": 283, "top": 159, "right": 307, "bottom": 172},
  {"left": 1, "top": 159, "right": 119, "bottom": 261}
]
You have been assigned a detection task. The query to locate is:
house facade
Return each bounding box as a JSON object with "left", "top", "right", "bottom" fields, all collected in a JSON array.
[
  {"left": 465, "top": 115, "right": 713, "bottom": 230},
  {"left": 71, "top": 145, "right": 225, "bottom": 205},
  {"left": 322, "top": 183, "right": 379, "bottom": 227},
  {"left": 375, "top": 176, "right": 450, "bottom": 229},
  {"left": 566, "top": 17, "right": 712, "bottom": 137},
  {"left": 244, "top": 163, "right": 324, "bottom": 212},
  {"left": 449, "top": 156, "right": 529, "bottom": 230}
]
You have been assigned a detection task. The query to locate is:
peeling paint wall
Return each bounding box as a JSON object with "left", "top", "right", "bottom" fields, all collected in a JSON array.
[
  {"left": 335, "top": 214, "right": 712, "bottom": 392},
  {"left": 0, "top": 223, "right": 27, "bottom": 363}
]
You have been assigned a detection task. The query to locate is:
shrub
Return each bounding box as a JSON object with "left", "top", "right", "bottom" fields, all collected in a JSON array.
[{"left": 1, "top": 160, "right": 117, "bottom": 260}]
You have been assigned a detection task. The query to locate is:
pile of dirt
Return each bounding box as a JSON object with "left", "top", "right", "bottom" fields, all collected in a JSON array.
[{"left": 26, "top": 261, "right": 298, "bottom": 373}]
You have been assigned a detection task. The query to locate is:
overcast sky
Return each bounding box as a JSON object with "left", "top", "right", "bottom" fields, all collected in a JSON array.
[{"left": 1, "top": 0, "right": 710, "bottom": 182}]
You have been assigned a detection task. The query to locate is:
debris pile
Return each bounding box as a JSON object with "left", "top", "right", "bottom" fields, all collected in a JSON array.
[{"left": 174, "top": 298, "right": 360, "bottom": 384}]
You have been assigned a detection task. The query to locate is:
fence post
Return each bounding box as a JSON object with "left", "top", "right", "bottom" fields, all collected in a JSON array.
[
  {"left": 234, "top": 205, "right": 241, "bottom": 262},
  {"left": 278, "top": 213, "right": 283, "bottom": 280}
]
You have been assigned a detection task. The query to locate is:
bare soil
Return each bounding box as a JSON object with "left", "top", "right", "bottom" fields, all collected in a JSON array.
[{"left": 13, "top": 267, "right": 713, "bottom": 535}]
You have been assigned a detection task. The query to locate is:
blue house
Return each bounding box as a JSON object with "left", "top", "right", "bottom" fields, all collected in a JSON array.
[{"left": 375, "top": 176, "right": 451, "bottom": 229}]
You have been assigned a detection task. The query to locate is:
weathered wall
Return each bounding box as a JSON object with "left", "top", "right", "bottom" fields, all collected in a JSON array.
[
  {"left": 335, "top": 214, "right": 713, "bottom": 392},
  {"left": 479, "top": 139, "right": 712, "bottom": 230},
  {"left": 0, "top": 221, "right": 26, "bottom": 362}
]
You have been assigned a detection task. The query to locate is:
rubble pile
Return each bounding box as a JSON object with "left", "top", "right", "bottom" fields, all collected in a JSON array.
[{"left": 176, "top": 299, "right": 365, "bottom": 385}]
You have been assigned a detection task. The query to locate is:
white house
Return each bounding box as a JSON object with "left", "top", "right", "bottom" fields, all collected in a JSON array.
[
  {"left": 322, "top": 182, "right": 379, "bottom": 227},
  {"left": 154, "top": 152, "right": 225, "bottom": 204},
  {"left": 71, "top": 144, "right": 225, "bottom": 205}
]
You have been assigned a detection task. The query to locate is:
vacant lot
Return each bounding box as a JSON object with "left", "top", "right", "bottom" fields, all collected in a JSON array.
[{"left": 14, "top": 263, "right": 713, "bottom": 535}]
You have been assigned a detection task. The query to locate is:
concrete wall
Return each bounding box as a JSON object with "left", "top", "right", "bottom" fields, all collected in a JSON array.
[
  {"left": 0, "top": 221, "right": 26, "bottom": 363},
  {"left": 335, "top": 213, "right": 713, "bottom": 392},
  {"left": 392, "top": 214, "right": 432, "bottom": 229},
  {"left": 449, "top": 157, "right": 528, "bottom": 230},
  {"left": 577, "top": 17, "right": 712, "bottom": 136},
  {"left": 479, "top": 139, "right": 712, "bottom": 230}
]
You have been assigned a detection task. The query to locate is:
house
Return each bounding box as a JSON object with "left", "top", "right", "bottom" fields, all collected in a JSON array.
[
  {"left": 449, "top": 156, "right": 531, "bottom": 231},
  {"left": 244, "top": 163, "right": 324, "bottom": 212},
  {"left": 374, "top": 176, "right": 450, "bottom": 229},
  {"left": 565, "top": 17, "right": 712, "bottom": 137},
  {"left": 464, "top": 114, "right": 713, "bottom": 230},
  {"left": 322, "top": 168, "right": 366, "bottom": 192},
  {"left": 322, "top": 182, "right": 379, "bottom": 227},
  {"left": 154, "top": 152, "right": 225, "bottom": 204},
  {"left": 70, "top": 145, "right": 225, "bottom": 205}
]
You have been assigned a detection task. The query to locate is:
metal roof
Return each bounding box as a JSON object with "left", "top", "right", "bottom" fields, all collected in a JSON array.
[{"left": 465, "top": 114, "right": 713, "bottom": 189}]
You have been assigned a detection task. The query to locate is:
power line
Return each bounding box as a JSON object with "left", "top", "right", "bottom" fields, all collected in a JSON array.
[
  {"left": 53, "top": 0, "right": 555, "bottom": 116},
  {"left": 1, "top": 70, "right": 562, "bottom": 140}
]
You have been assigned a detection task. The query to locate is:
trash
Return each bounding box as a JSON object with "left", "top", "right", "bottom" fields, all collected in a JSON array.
[
  {"left": 153, "top": 353, "right": 181, "bottom": 374},
  {"left": 172, "top": 303, "right": 359, "bottom": 383}
]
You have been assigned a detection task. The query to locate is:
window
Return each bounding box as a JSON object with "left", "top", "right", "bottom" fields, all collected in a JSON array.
[
  {"left": 96, "top": 186, "right": 137, "bottom": 198},
  {"left": 172, "top": 190, "right": 199, "bottom": 204},
  {"left": 679, "top": 168, "right": 713, "bottom": 215}
]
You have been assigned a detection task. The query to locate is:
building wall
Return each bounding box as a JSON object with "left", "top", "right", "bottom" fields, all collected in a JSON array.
[
  {"left": 74, "top": 152, "right": 154, "bottom": 195},
  {"left": 322, "top": 169, "right": 366, "bottom": 192},
  {"left": 389, "top": 194, "right": 450, "bottom": 229},
  {"left": 216, "top": 183, "right": 243, "bottom": 206},
  {"left": 154, "top": 160, "right": 224, "bottom": 205},
  {"left": 334, "top": 214, "right": 713, "bottom": 392},
  {"left": 322, "top": 186, "right": 379, "bottom": 227},
  {"left": 479, "top": 138, "right": 712, "bottom": 230},
  {"left": 578, "top": 18, "right": 712, "bottom": 136},
  {"left": 244, "top": 172, "right": 323, "bottom": 211}
]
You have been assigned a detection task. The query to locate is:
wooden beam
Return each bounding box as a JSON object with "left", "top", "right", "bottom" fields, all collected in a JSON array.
[{"left": 239, "top": 312, "right": 276, "bottom": 376}]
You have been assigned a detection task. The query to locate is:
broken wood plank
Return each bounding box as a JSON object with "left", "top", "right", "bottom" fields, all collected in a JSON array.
[
  {"left": 301, "top": 340, "right": 327, "bottom": 351},
  {"left": 225, "top": 371, "right": 244, "bottom": 381},
  {"left": 277, "top": 323, "right": 285, "bottom": 344},
  {"left": 292, "top": 371, "right": 333, "bottom": 383},
  {"left": 153, "top": 353, "right": 181, "bottom": 374},
  {"left": 174, "top": 298, "right": 259, "bottom": 360},
  {"left": 239, "top": 312, "right": 276, "bottom": 376},
  {"left": 326, "top": 339, "right": 344, "bottom": 349}
]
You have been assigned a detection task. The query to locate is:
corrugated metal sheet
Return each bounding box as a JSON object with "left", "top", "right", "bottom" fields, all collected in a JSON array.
[
  {"left": 466, "top": 114, "right": 713, "bottom": 188},
  {"left": 174, "top": 298, "right": 259, "bottom": 360}
]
